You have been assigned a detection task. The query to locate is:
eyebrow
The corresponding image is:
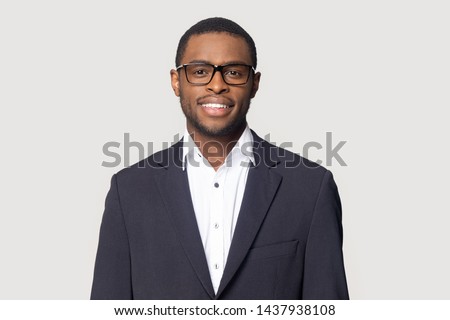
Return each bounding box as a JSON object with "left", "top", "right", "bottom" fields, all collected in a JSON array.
[{"left": 187, "top": 59, "right": 251, "bottom": 65}]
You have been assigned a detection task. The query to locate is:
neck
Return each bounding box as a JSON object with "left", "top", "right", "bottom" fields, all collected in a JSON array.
[{"left": 187, "top": 124, "right": 246, "bottom": 171}]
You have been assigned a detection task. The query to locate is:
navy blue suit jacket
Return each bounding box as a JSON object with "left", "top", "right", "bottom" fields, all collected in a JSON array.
[{"left": 91, "top": 131, "right": 349, "bottom": 299}]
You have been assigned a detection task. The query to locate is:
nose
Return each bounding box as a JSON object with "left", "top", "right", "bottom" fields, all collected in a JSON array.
[{"left": 207, "top": 70, "right": 229, "bottom": 94}]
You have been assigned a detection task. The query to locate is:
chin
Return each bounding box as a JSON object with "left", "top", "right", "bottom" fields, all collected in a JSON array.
[
  {"left": 195, "top": 120, "right": 246, "bottom": 138},
  {"left": 198, "top": 126, "right": 233, "bottom": 137}
]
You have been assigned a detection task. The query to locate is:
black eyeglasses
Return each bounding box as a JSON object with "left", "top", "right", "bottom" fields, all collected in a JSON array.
[{"left": 176, "top": 63, "right": 256, "bottom": 85}]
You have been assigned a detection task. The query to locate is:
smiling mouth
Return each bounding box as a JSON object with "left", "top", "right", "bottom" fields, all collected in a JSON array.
[{"left": 201, "top": 103, "right": 232, "bottom": 109}]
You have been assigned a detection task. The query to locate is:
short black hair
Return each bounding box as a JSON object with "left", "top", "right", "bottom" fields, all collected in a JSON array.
[{"left": 175, "top": 17, "right": 257, "bottom": 68}]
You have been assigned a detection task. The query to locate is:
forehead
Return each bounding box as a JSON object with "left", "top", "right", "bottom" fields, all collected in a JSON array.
[{"left": 182, "top": 32, "right": 252, "bottom": 65}]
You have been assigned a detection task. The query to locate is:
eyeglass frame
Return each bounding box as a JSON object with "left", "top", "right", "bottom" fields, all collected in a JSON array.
[{"left": 175, "top": 62, "right": 257, "bottom": 86}]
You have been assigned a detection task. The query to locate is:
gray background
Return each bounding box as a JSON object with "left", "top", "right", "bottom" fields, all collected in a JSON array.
[{"left": 1, "top": 0, "right": 449, "bottom": 299}]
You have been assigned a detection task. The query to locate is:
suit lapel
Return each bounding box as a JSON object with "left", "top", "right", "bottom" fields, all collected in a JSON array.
[
  {"left": 155, "top": 142, "right": 215, "bottom": 299},
  {"left": 216, "top": 133, "right": 282, "bottom": 298}
]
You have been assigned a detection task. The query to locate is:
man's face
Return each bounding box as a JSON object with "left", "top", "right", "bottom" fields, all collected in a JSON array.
[{"left": 171, "top": 32, "right": 261, "bottom": 138}]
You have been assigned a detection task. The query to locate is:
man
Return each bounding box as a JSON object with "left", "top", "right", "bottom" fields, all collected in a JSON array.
[{"left": 91, "top": 17, "right": 349, "bottom": 300}]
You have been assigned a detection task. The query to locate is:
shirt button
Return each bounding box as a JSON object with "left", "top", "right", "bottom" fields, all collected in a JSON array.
[
  {"left": 214, "top": 263, "right": 220, "bottom": 269},
  {"left": 214, "top": 223, "right": 219, "bottom": 229},
  {"left": 214, "top": 182, "right": 219, "bottom": 188}
]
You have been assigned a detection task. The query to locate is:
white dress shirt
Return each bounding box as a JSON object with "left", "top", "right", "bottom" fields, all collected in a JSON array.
[{"left": 181, "top": 125, "right": 254, "bottom": 294}]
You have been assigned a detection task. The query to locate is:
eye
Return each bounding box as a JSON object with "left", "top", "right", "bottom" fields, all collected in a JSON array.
[
  {"left": 187, "top": 65, "right": 212, "bottom": 79},
  {"left": 193, "top": 69, "right": 208, "bottom": 75},
  {"left": 223, "top": 65, "right": 248, "bottom": 79},
  {"left": 225, "top": 70, "right": 242, "bottom": 77}
]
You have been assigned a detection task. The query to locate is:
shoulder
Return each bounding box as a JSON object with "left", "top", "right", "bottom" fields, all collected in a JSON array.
[
  {"left": 113, "top": 140, "right": 182, "bottom": 184},
  {"left": 252, "top": 133, "right": 340, "bottom": 205},
  {"left": 252, "top": 131, "right": 329, "bottom": 179}
]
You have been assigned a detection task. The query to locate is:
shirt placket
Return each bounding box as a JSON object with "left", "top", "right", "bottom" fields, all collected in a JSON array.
[{"left": 209, "top": 167, "right": 225, "bottom": 292}]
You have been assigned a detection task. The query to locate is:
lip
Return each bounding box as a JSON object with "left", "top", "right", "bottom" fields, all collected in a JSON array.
[
  {"left": 198, "top": 103, "right": 234, "bottom": 116},
  {"left": 198, "top": 96, "right": 233, "bottom": 105},
  {"left": 197, "top": 96, "right": 234, "bottom": 117}
]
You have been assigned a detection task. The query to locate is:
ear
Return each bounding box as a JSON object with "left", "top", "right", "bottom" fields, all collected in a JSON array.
[
  {"left": 250, "top": 72, "right": 261, "bottom": 98},
  {"left": 170, "top": 69, "right": 180, "bottom": 97}
]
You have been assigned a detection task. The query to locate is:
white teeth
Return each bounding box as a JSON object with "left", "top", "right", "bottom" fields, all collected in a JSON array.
[{"left": 201, "top": 103, "right": 229, "bottom": 109}]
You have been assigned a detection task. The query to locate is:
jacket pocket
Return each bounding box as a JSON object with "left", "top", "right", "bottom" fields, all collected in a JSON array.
[{"left": 246, "top": 240, "right": 299, "bottom": 261}]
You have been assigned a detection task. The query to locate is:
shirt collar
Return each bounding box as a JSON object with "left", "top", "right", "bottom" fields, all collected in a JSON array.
[{"left": 181, "top": 125, "right": 255, "bottom": 171}]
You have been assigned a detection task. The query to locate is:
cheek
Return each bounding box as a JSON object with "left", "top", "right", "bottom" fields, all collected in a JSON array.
[
  {"left": 236, "top": 91, "right": 253, "bottom": 107},
  {"left": 179, "top": 86, "right": 202, "bottom": 103}
]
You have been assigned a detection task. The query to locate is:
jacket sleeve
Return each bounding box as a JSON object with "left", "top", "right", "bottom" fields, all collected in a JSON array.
[
  {"left": 302, "top": 170, "right": 349, "bottom": 299},
  {"left": 91, "top": 174, "right": 133, "bottom": 299}
]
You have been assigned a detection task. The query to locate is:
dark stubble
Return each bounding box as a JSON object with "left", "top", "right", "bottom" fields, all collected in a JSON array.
[{"left": 179, "top": 94, "right": 250, "bottom": 138}]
